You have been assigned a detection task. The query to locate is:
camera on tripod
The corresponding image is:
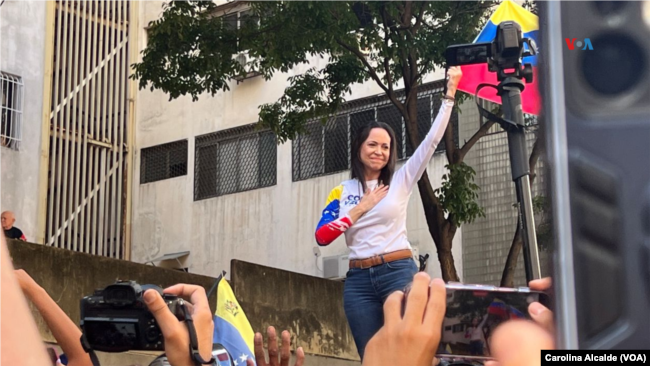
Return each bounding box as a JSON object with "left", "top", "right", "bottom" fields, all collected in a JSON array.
[
  {"left": 80, "top": 280, "right": 184, "bottom": 352},
  {"left": 443, "top": 20, "right": 543, "bottom": 284},
  {"left": 445, "top": 21, "right": 537, "bottom": 82}
]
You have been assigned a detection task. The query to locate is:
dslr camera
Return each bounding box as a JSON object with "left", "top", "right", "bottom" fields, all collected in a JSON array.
[{"left": 80, "top": 280, "right": 184, "bottom": 352}]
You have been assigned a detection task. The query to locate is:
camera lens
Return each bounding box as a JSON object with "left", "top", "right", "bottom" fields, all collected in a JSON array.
[{"left": 581, "top": 33, "right": 646, "bottom": 96}]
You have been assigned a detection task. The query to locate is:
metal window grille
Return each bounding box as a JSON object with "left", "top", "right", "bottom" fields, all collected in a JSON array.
[
  {"left": 1, "top": 72, "right": 24, "bottom": 150},
  {"left": 292, "top": 80, "right": 459, "bottom": 182},
  {"left": 194, "top": 124, "right": 277, "bottom": 200},
  {"left": 140, "top": 140, "right": 188, "bottom": 184},
  {"left": 45, "top": 0, "right": 132, "bottom": 259}
]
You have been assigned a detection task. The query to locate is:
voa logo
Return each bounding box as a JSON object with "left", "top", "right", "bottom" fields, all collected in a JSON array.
[{"left": 565, "top": 38, "right": 594, "bottom": 50}]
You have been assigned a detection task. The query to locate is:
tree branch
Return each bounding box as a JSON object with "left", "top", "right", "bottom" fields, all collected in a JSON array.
[
  {"left": 458, "top": 119, "right": 495, "bottom": 161},
  {"left": 380, "top": 8, "right": 395, "bottom": 93},
  {"left": 443, "top": 118, "right": 456, "bottom": 163},
  {"left": 335, "top": 37, "right": 406, "bottom": 118},
  {"left": 401, "top": 1, "right": 413, "bottom": 28},
  {"left": 412, "top": 1, "right": 427, "bottom": 33},
  {"left": 528, "top": 137, "right": 542, "bottom": 184}
]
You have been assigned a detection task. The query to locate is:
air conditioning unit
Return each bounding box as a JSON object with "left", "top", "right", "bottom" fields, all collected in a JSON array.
[
  {"left": 232, "top": 51, "right": 262, "bottom": 81},
  {"left": 323, "top": 253, "right": 349, "bottom": 280}
]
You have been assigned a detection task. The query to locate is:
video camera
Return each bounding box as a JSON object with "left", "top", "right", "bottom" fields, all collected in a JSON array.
[
  {"left": 80, "top": 280, "right": 184, "bottom": 352},
  {"left": 445, "top": 21, "right": 537, "bottom": 82}
]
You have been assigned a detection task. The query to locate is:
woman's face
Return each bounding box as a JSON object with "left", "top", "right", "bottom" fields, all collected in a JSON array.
[{"left": 360, "top": 128, "right": 391, "bottom": 174}]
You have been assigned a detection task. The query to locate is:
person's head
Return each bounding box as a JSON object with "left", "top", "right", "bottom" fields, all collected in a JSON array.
[
  {"left": 473, "top": 317, "right": 480, "bottom": 326},
  {"left": 1, "top": 211, "right": 16, "bottom": 230},
  {"left": 350, "top": 122, "right": 397, "bottom": 191}
]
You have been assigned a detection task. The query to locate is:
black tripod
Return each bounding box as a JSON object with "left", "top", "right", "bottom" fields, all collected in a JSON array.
[
  {"left": 447, "top": 20, "right": 541, "bottom": 283},
  {"left": 478, "top": 74, "right": 541, "bottom": 283}
]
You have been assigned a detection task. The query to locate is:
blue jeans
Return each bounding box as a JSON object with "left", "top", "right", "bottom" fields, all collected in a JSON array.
[{"left": 343, "top": 258, "right": 418, "bottom": 359}]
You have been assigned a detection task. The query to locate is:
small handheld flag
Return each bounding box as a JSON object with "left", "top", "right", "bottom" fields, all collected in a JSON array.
[{"left": 213, "top": 273, "right": 256, "bottom": 366}]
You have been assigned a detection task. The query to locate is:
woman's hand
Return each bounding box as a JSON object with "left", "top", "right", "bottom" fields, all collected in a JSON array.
[
  {"left": 446, "top": 66, "right": 462, "bottom": 98},
  {"left": 357, "top": 185, "right": 389, "bottom": 214},
  {"left": 348, "top": 184, "right": 389, "bottom": 223}
]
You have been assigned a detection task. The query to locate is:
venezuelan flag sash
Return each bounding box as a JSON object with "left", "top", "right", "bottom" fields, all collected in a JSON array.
[
  {"left": 213, "top": 276, "right": 256, "bottom": 366},
  {"left": 457, "top": 0, "right": 541, "bottom": 115}
]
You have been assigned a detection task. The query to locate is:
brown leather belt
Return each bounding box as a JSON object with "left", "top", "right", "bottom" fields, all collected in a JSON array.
[{"left": 349, "top": 249, "right": 413, "bottom": 269}]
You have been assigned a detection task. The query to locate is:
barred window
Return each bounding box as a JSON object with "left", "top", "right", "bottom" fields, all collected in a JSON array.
[
  {"left": 1, "top": 72, "right": 24, "bottom": 150},
  {"left": 292, "top": 80, "right": 459, "bottom": 182},
  {"left": 140, "top": 140, "right": 188, "bottom": 184},
  {"left": 194, "top": 125, "right": 277, "bottom": 200}
]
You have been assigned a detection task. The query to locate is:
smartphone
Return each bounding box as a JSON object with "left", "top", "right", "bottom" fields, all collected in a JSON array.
[
  {"left": 403, "top": 283, "right": 551, "bottom": 361},
  {"left": 438, "top": 284, "right": 550, "bottom": 361}
]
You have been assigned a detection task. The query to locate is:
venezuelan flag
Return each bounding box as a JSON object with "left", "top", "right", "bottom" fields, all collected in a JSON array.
[
  {"left": 213, "top": 276, "right": 256, "bottom": 366},
  {"left": 508, "top": 305, "right": 526, "bottom": 320},
  {"left": 487, "top": 298, "right": 509, "bottom": 317},
  {"left": 457, "top": 0, "right": 540, "bottom": 115}
]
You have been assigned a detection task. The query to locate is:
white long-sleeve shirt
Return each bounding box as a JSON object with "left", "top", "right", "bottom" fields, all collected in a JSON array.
[{"left": 315, "top": 99, "right": 454, "bottom": 259}]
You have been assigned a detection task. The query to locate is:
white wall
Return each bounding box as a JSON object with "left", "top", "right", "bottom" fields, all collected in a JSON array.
[
  {"left": 0, "top": 0, "right": 47, "bottom": 242},
  {"left": 131, "top": 1, "right": 462, "bottom": 279}
]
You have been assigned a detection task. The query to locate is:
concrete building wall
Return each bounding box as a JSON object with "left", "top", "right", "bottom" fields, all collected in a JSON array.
[
  {"left": 0, "top": 0, "right": 47, "bottom": 242},
  {"left": 131, "top": 1, "right": 461, "bottom": 280},
  {"left": 8, "top": 241, "right": 360, "bottom": 366}
]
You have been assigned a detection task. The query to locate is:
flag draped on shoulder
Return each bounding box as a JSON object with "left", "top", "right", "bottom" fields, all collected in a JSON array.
[
  {"left": 213, "top": 273, "right": 256, "bottom": 366},
  {"left": 456, "top": 0, "right": 541, "bottom": 115}
]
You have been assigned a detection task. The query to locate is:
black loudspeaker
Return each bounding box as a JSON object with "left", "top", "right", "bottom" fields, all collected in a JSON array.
[{"left": 540, "top": 1, "right": 650, "bottom": 350}]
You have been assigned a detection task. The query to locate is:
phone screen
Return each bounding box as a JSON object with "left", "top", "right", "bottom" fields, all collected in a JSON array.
[{"left": 438, "top": 287, "right": 550, "bottom": 360}]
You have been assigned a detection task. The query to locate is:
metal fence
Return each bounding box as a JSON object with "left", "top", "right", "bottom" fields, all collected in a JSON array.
[
  {"left": 45, "top": 0, "right": 132, "bottom": 259},
  {"left": 140, "top": 140, "right": 188, "bottom": 184},
  {"left": 292, "top": 80, "right": 459, "bottom": 182},
  {"left": 194, "top": 124, "right": 277, "bottom": 200},
  {"left": 460, "top": 97, "right": 547, "bottom": 286},
  {"left": 0, "top": 72, "right": 24, "bottom": 150}
]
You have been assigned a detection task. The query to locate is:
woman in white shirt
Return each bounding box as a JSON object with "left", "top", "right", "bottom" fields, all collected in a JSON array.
[{"left": 314, "top": 67, "right": 462, "bottom": 359}]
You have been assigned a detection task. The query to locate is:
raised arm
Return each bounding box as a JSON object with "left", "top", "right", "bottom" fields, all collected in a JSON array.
[
  {"left": 394, "top": 67, "right": 462, "bottom": 191},
  {"left": 14, "top": 269, "right": 92, "bottom": 366},
  {"left": 1, "top": 237, "right": 52, "bottom": 366}
]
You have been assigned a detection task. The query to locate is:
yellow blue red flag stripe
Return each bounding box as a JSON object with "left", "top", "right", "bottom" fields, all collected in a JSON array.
[
  {"left": 213, "top": 276, "right": 256, "bottom": 366},
  {"left": 457, "top": 0, "right": 541, "bottom": 115}
]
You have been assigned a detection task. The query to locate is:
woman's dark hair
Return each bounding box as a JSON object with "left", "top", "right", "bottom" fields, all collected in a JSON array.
[{"left": 350, "top": 121, "right": 397, "bottom": 193}]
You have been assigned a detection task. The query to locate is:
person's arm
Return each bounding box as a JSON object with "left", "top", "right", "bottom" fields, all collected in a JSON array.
[
  {"left": 1, "top": 237, "right": 52, "bottom": 366},
  {"left": 315, "top": 185, "right": 389, "bottom": 245},
  {"left": 14, "top": 270, "right": 92, "bottom": 366},
  {"left": 478, "top": 313, "right": 489, "bottom": 329},
  {"left": 394, "top": 67, "right": 462, "bottom": 191},
  {"left": 315, "top": 185, "right": 347, "bottom": 246}
]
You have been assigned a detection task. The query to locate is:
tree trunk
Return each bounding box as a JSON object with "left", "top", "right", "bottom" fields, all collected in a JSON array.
[
  {"left": 436, "top": 233, "right": 459, "bottom": 282},
  {"left": 500, "top": 225, "right": 523, "bottom": 287}
]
